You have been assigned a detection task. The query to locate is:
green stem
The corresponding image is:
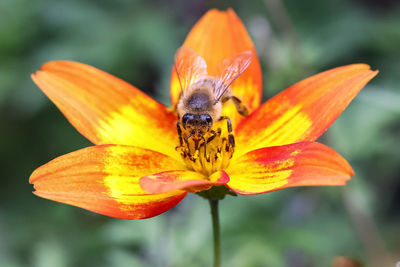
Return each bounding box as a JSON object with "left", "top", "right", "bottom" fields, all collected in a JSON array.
[{"left": 209, "top": 199, "right": 221, "bottom": 267}]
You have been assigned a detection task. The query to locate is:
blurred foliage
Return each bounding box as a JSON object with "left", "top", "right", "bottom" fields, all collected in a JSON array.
[{"left": 0, "top": 0, "right": 399, "bottom": 266}]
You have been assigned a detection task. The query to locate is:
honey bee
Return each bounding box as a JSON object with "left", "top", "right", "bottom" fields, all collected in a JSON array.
[{"left": 173, "top": 47, "right": 253, "bottom": 160}]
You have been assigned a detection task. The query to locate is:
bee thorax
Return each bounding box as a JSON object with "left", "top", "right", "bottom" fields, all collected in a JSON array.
[{"left": 186, "top": 91, "right": 212, "bottom": 112}]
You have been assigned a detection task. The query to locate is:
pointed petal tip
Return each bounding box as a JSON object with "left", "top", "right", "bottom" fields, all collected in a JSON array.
[
  {"left": 29, "top": 174, "right": 34, "bottom": 185},
  {"left": 347, "top": 63, "right": 379, "bottom": 71},
  {"left": 30, "top": 71, "right": 41, "bottom": 81},
  {"left": 371, "top": 69, "right": 379, "bottom": 77},
  {"left": 40, "top": 60, "right": 74, "bottom": 71},
  {"left": 363, "top": 66, "right": 379, "bottom": 78},
  {"left": 203, "top": 7, "right": 238, "bottom": 16},
  {"left": 352, "top": 63, "right": 371, "bottom": 70},
  {"left": 205, "top": 7, "right": 235, "bottom": 14},
  {"left": 30, "top": 70, "right": 47, "bottom": 86},
  {"left": 325, "top": 63, "right": 380, "bottom": 78},
  {"left": 29, "top": 168, "right": 40, "bottom": 184},
  {"left": 340, "top": 63, "right": 379, "bottom": 77},
  {"left": 33, "top": 61, "right": 58, "bottom": 73},
  {"left": 349, "top": 166, "right": 355, "bottom": 177}
]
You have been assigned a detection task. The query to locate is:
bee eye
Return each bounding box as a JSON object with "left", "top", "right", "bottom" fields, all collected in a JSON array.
[
  {"left": 200, "top": 114, "right": 212, "bottom": 124},
  {"left": 182, "top": 114, "right": 195, "bottom": 124}
]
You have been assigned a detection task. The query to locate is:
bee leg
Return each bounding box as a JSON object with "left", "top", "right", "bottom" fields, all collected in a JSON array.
[
  {"left": 218, "top": 116, "right": 235, "bottom": 151},
  {"left": 222, "top": 95, "right": 249, "bottom": 116},
  {"left": 175, "top": 121, "right": 189, "bottom": 157},
  {"left": 218, "top": 116, "right": 232, "bottom": 132},
  {"left": 184, "top": 133, "right": 194, "bottom": 160},
  {"left": 207, "top": 130, "right": 219, "bottom": 143},
  {"left": 175, "top": 122, "right": 186, "bottom": 156},
  {"left": 199, "top": 130, "right": 218, "bottom": 162},
  {"left": 176, "top": 121, "right": 183, "bottom": 146}
]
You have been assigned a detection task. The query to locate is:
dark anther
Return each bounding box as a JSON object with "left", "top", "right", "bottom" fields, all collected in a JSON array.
[
  {"left": 199, "top": 134, "right": 207, "bottom": 159},
  {"left": 221, "top": 137, "right": 227, "bottom": 152}
]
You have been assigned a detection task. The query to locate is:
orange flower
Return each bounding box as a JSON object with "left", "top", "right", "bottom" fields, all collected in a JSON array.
[{"left": 30, "top": 9, "right": 378, "bottom": 219}]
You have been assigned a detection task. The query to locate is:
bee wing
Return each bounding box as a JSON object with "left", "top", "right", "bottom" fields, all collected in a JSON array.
[
  {"left": 213, "top": 51, "right": 253, "bottom": 102},
  {"left": 174, "top": 47, "right": 207, "bottom": 93}
]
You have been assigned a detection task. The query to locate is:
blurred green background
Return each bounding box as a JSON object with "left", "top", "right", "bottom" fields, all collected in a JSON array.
[{"left": 1, "top": 0, "right": 399, "bottom": 266}]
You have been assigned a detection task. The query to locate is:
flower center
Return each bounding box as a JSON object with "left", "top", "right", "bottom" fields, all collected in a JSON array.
[{"left": 176, "top": 120, "right": 234, "bottom": 176}]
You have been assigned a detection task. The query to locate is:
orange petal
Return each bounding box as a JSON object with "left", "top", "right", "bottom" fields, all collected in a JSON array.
[
  {"left": 226, "top": 142, "right": 353, "bottom": 195},
  {"left": 30, "top": 145, "right": 187, "bottom": 219},
  {"left": 32, "top": 61, "right": 179, "bottom": 159},
  {"left": 235, "top": 64, "right": 378, "bottom": 155},
  {"left": 140, "top": 170, "right": 229, "bottom": 194},
  {"left": 170, "top": 8, "right": 262, "bottom": 127}
]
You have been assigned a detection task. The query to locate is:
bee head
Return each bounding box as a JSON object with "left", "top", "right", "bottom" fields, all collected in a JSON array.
[{"left": 182, "top": 113, "right": 213, "bottom": 135}]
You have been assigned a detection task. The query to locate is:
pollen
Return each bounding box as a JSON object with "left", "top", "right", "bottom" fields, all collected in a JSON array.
[{"left": 176, "top": 120, "right": 234, "bottom": 176}]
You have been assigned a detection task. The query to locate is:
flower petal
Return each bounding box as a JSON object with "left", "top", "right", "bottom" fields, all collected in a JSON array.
[
  {"left": 32, "top": 61, "right": 179, "bottom": 159},
  {"left": 140, "top": 170, "right": 229, "bottom": 194},
  {"left": 226, "top": 142, "right": 353, "bottom": 195},
  {"left": 235, "top": 64, "right": 378, "bottom": 155},
  {"left": 170, "top": 8, "right": 262, "bottom": 127},
  {"left": 30, "top": 145, "right": 187, "bottom": 219}
]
